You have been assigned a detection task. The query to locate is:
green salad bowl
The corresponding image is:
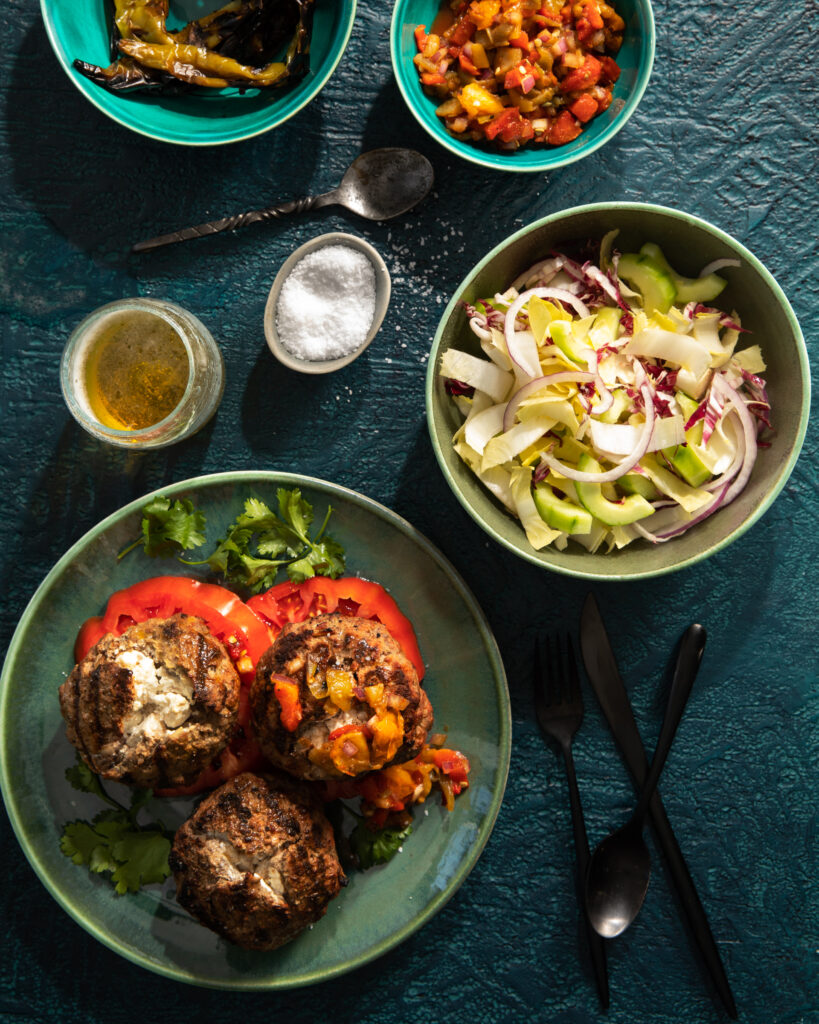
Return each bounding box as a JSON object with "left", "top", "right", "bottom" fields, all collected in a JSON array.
[
  {"left": 41, "top": 0, "right": 356, "bottom": 145},
  {"left": 426, "top": 202, "right": 811, "bottom": 579},
  {"left": 390, "top": 0, "right": 654, "bottom": 172}
]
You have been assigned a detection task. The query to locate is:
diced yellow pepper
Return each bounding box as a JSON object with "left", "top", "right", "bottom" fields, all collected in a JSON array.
[
  {"left": 326, "top": 668, "right": 355, "bottom": 711},
  {"left": 468, "top": 0, "right": 500, "bottom": 29},
  {"left": 370, "top": 710, "right": 405, "bottom": 765},
  {"left": 470, "top": 42, "right": 490, "bottom": 68},
  {"left": 329, "top": 729, "right": 372, "bottom": 776},
  {"left": 459, "top": 82, "right": 504, "bottom": 118}
]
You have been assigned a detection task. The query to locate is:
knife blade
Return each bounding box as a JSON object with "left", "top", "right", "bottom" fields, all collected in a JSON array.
[{"left": 580, "top": 593, "right": 738, "bottom": 1020}]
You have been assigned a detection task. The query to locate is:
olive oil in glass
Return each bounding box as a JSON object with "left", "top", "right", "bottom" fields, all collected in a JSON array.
[{"left": 61, "top": 299, "right": 224, "bottom": 449}]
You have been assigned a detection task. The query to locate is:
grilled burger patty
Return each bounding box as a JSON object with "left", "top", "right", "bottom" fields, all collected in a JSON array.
[
  {"left": 251, "top": 613, "right": 433, "bottom": 781},
  {"left": 170, "top": 771, "right": 346, "bottom": 950},
  {"left": 59, "top": 614, "right": 240, "bottom": 789}
]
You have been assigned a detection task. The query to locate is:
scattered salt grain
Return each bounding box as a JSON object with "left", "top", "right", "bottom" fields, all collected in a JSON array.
[{"left": 276, "top": 244, "right": 377, "bottom": 362}]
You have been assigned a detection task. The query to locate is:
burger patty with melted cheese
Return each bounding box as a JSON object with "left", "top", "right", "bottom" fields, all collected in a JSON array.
[{"left": 58, "top": 614, "right": 240, "bottom": 789}]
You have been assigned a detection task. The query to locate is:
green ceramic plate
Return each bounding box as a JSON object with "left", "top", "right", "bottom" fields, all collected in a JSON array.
[
  {"left": 0, "top": 472, "right": 510, "bottom": 988},
  {"left": 41, "top": 0, "right": 356, "bottom": 145},
  {"left": 390, "top": 0, "right": 654, "bottom": 172},
  {"left": 426, "top": 202, "right": 811, "bottom": 578}
]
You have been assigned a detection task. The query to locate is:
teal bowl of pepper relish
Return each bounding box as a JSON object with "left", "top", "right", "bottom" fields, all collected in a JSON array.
[
  {"left": 41, "top": 0, "right": 356, "bottom": 146},
  {"left": 390, "top": 0, "right": 655, "bottom": 172}
]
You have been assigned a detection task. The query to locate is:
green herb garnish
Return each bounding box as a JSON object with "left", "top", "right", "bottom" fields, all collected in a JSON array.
[
  {"left": 118, "top": 496, "right": 206, "bottom": 560},
  {"left": 119, "top": 488, "right": 345, "bottom": 594},
  {"left": 60, "top": 757, "right": 172, "bottom": 895},
  {"left": 350, "top": 820, "right": 413, "bottom": 870},
  {"left": 187, "top": 488, "right": 345, "bottom": 593}
]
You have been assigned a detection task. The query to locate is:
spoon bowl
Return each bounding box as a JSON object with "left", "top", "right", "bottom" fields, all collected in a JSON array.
[
  {"left": 334, "top": 148, "right": 435, "bottom": 221},
  {"left": 585, "top": 819, "right": 652, "bottom": 938},
  {"left": 585, "top": 623, "right": 707, "bottom": 938}
]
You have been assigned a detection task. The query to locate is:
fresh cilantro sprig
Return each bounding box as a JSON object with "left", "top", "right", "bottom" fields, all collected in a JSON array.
[
  {"left": 60, "top": 757, "right": 172, "bottom": 895},
  {"left": 349, "top": 819, "right": 413, "bottom": 870},
  {"left": 118, "top": 496, "right": 206, "bottom": 560},
  {"left": 118, "top": 488, "right": 345, "bottom": 594},
  {"left": 186, "top": 488, "right": 345, "bottom": 594}
]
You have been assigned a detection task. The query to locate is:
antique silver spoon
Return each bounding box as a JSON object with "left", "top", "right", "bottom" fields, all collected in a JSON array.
[{"left": 132, "top": 148, "right": 434, "bottom": 253}]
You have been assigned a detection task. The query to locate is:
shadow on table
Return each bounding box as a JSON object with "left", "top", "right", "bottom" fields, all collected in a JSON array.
[
  {"left": 6, "top": 21, "right": 325, "bottom": 263},
  {"left": 0, "top": 417, "right": 214, "bottom": 648}
]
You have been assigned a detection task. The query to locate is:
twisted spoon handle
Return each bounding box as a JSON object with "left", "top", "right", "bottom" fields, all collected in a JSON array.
[{"left": 132, "top": 193, "right": 336, "bottom": 253}]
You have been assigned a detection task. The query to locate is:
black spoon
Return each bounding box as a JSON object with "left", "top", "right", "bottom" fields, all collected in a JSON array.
[{"left": 585, "top": 623, "right": 707, "bottom": 938}]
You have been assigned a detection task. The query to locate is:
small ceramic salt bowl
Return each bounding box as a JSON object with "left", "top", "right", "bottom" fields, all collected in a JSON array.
[{"left": 264, "top": 232, "right": 391, "bottom": 374}]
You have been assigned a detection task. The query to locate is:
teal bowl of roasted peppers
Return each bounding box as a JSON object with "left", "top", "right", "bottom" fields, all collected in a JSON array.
[{"left": 41, "top": 0, "right": 356, "bottom": 145}]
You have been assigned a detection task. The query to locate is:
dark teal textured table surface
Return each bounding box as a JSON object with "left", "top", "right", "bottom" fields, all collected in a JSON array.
[{"left": 1, "top": 1, "right": 817, "bottom": 1022}]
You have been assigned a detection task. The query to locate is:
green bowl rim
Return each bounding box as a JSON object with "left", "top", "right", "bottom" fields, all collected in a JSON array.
[
  {"left": 39, "top": 0, "right": 357, "bottom": 146},
  {"left": 0, "top": 470, "right": 511, "bottom": 988},
  {"left": 389, "top": 0, "right": 656, "bottom": 173},
  {"left": 425, "top": 201, "right": 812, "bottom": 579}
]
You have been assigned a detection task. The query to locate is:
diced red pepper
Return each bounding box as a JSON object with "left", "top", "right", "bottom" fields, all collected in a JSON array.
[
  {"left": 484, "top": 106, "right": 534, "bottom": 143},
  {"left": 432, "top": 749, "right": 471, "bottom": 789},
  {"left": 598, "top": 55, "right": 621, "bottom": 84},
  {"left": 327, "top": 722, "right": 373, "bottom": 742},
  {"left": 559, "top": 54, "right": 602, "bottom": 93},
  {"left": 272, "top": 675, "right": 302, "bottom": 732},
  {"left": 547, "top": 109, "right": 582, "bottom": 144},
  {"left": 569, "top": 92, "right": 599, "bottom": 122},
  {"left": 504, "top": 59, "right": 538, "bottom": 93},
  {"left": 459, "top": 51, "right": 481, "bottom": 75},
  {"left": 449, "top": 17, "right": 476, "bottom": 45},
  {"left": 414, "top": 25, "right": 428, "bottom": 50},
  {"left": 420, "top": 71, "right": 447, "bottom": 85},
  {"left": 509, "top": 30, "right": 529, "bottom": 48}
]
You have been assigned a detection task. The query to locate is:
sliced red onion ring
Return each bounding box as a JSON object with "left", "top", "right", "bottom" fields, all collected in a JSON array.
[
  {"left": 541, "top": 383, "right": 655, "bottom": 483},
  {"left": 712, "top": 375, "right": 758, "bottom": 502},
  {"left": 591, "top": 373, "right": 614, "bottom": 415},
  {"left": 504, "top": 288, "right": 591, "bottom": 378},
  {"left": 698, "top": 258, "right": 741, "bottom": 277},
  {"left": 502, "top": 371, "right": 594, "bottom": 432},
  {"left": 643, "top": 378, "right": 758, "bottom": 542},
  {"left": 510, "top": 257, "right": 564, "bottom": 291},
  {"left": 467, "top": 317, "right": 492, "bottom": 342},
  {"left": 584, "top": 264, "right": 622, "bottom": 306}
]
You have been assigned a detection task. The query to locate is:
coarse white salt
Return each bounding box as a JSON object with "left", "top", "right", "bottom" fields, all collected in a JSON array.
[{"left": 275, "top": 244, "right": 377, "bottom": 362}]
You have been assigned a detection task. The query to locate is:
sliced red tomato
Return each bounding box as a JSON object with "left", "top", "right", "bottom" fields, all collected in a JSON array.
[
  {"left": 247, "top": 577, "right": 425, "bottom": 680},
  {"left": 74, "top": 575, "right": 272, "bottom": 683}
]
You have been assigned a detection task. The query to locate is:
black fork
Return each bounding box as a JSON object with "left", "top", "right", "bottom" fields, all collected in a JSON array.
[{"left": 535, "top": 634, "right": 609, "bottom": 1011}]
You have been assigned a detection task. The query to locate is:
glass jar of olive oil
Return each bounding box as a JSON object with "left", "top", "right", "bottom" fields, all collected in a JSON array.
[{"left": 61, "top": 298, "right": 224, "bottom": 449}]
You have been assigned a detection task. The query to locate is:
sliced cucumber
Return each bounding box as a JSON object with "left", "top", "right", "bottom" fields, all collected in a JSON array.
[
  {"left": 662, "top": 444, "right": 712, "bottom": 488},
  {"left": 618, "top": 472, "right": 661, "bottom": 501},
  {"left": 533, "top": 482, "right": 593, "bottom": 535},
  {"left": 595, "top": 387, "right": 631, "bottom": 424},
  {"left": 574, "top": 454, "right": 655, "bottom": 526},
  {"left": 639, "top": 243, "right": 727, "bottom": 305},
  {"left": 617, "top": 252, "right": 678, "bottom": 315},
  {"left": 549, "top": 319, "right": 592, "bottom": 365}
]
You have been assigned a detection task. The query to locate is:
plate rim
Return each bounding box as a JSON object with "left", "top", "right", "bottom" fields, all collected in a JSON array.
[{"left": 0, "top": 470, "right": 511, "bottom": 989}]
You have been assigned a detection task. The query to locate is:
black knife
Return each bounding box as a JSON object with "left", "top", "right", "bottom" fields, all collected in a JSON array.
[{"left": 580, "top": 593, "right": 738, "bottom": 1020}]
